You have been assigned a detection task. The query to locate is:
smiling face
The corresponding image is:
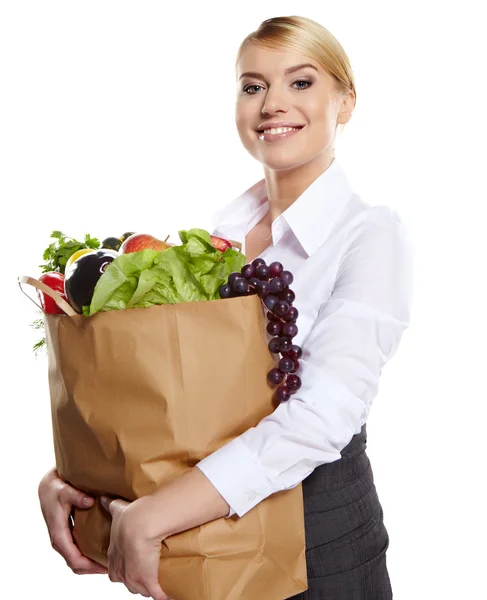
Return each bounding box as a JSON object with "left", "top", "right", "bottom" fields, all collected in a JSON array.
[{"left": 236, "top": 44, "right": 352, "bottom": 173}]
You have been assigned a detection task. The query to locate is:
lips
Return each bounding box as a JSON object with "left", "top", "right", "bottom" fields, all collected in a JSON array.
[
  {"left": 256, "top": 125, "right": 304, "bottom": 134},
  {"left": 256, "top": 125, "right": 305, "bottom": 143}
]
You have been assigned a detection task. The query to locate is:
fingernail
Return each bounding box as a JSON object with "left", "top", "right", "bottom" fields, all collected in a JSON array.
[{"left": 83, "top": 496, "right": 92, "bottom": 506}]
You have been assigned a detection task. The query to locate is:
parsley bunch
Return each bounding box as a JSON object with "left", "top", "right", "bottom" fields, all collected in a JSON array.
[
  {"left": 33, "top": 231, "right": 101, "bottom": 355},
  {"left": 40, "top": 231, "right": 100, "bottom": 274}
]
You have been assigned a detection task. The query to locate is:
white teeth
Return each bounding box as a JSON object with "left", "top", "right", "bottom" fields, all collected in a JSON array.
[{"left": 262, "top": 126, "right": 300, "bottom": 135}]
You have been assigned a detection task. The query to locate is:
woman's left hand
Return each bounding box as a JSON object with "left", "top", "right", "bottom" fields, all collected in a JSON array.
[
  {"left": 100, "top": 495, "right": 172, "bottom": 599},
  {"left": 99, "top": 468, "right": 230, "bottom": 598}
]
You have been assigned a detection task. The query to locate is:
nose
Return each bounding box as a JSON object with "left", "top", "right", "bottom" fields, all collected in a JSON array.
[{"left": 261, "top": 86, "right": 290, "bottom": 116}]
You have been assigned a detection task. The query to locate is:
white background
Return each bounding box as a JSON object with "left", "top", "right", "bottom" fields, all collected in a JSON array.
[{"left": 1, "top": 1, "right": 486, "bottom": 598}]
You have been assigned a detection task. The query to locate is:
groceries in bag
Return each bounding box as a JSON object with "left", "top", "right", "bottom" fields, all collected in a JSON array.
[{"left": 18, "top": 226, "right": 308, "bottom": 599}]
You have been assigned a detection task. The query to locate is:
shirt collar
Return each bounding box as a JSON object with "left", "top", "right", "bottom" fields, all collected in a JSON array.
[{"left": 211, "top": 158, "right": 354, "bottom": 257}]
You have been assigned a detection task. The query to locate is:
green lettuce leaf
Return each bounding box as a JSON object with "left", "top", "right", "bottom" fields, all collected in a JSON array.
[
  {"left": 87, "top": 229, "right": 246, "bottom": 315},
  {"left": 89, "top": 249, "right": 160, "bottom": 314}
]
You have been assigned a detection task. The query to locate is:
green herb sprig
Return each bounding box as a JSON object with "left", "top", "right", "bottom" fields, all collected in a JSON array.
[
  {"left": 40, "top": 231, "right": 100, "bottom": 274},
  {"left": 33, "top": 230, "right": 101, "bottom": 354},
  {"left": 31, "top": 314, "right": 46, "bottom": 356}
]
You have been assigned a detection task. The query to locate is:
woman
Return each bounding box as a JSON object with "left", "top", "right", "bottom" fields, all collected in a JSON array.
[{"left": 38, "top": 15, "right": 413, "bottom": 599}]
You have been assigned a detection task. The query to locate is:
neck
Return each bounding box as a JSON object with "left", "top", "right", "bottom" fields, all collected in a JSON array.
[{"left": 263, "top": 151, "right": 335, "bottom": 222}]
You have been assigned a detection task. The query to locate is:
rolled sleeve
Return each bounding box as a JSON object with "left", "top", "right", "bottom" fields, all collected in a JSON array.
[{"left": 196, "top": 436, "right": 276, "bottom": 517}]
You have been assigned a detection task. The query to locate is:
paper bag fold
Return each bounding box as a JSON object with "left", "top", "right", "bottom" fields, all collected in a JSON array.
[{"left": 44, "top": 294, "right": 307, "bottom": 600}]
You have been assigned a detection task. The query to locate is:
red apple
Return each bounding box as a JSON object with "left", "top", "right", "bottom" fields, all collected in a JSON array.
[
  {"left": 120, "top": 233, "right": 172, "bottom": 254},
  {"left": 210, "top": 235, "right": 232, "bottom": 252}
]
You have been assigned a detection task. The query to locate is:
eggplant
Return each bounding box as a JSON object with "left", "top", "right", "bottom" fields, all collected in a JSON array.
[
  {"left": 101, "top": 236, "right": 122, "bottom": 251},
  {"left": 64, "top": 249, "right": 119, "bottom": 313}
]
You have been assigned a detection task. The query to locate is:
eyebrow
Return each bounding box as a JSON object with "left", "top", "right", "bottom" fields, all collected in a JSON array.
[{"left": 238, "top": 63, "right": 319, "bottom": 81}]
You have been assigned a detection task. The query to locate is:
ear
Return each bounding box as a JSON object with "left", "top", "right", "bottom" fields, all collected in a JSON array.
[{"left": 337, "top": 90, "right": 356, "bottom": 125}]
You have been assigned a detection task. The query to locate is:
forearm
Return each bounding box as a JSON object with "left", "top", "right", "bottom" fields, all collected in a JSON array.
[{"left": 144, "top": 467, "right": 230, "bottom": 539}]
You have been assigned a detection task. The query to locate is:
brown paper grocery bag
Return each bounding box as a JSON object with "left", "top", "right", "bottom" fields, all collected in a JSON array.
[{"left": 21, "top": 276, "right": 307, "bottom": 600}]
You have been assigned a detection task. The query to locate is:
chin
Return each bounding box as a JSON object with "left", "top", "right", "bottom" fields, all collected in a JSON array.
[
  {"left": 256, "top": 152, "right": 313, "bottom": 172},
  {"left": 260, "top": 161, "right": 302, "bottom": 172}
]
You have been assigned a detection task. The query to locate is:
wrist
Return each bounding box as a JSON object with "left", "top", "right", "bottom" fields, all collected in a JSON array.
[
  {"left": 130, "top": 494, "right": 171, "bottom": 540},
  {"left": 142, "top": 468, "right": 230, "bottom": 539}
]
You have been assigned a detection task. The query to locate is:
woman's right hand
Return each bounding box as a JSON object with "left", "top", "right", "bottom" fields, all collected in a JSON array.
[{"left": 38, "top": 467, "right": 108, "bottom": 575}]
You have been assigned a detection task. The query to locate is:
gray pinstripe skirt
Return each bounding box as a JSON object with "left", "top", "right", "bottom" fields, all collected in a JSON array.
[{"left": 289, "top": 425, "right": 393, "bottom": 599}]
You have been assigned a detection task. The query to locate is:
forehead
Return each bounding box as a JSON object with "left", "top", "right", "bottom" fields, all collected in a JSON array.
[{"left": 237, "top": 44, "right": 324, "bottom": 78}]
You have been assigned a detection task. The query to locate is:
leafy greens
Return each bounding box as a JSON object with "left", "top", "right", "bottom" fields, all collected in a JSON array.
[
  {"left": 40, "top": 231, "right": 100, "bottom": 274},
  {"left": 85, "top": 228, "right": 245, "bottom": 316}
]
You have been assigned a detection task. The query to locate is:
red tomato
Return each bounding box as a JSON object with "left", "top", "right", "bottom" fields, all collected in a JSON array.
[
  {"left": 37, "top": 272, "right": 68, "bottom": 314},
  {"left": 210, "top": 235, "right": 232, "bottom": 252}
]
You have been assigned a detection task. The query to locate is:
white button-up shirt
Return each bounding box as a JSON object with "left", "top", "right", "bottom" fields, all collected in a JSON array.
[{"left": 196, "top": 158, "right": 415, "bottom": 517}]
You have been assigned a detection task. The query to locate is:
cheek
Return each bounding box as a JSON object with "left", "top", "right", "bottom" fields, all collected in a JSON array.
[
  {"left": 305, "top": 91, "right": 334, "bottom": 120},
  {"left": 235, "top": 114, "right": 245, "bottom": 139},
  {"left": 307, "top": 98, "right": 328, "bottom": 122},
  {"left": 235, "top": 104, "right": 256, "bottom": 143},
  {"left": 308, "top": 102, "right": 336, "bottom": 140}
]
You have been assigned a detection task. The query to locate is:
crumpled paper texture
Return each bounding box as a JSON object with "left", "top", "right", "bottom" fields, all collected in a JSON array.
[{"left": 44, "top": 294, "right": 307, "bottom": 600}]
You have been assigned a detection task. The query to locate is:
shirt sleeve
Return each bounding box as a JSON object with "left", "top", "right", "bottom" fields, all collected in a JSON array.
[{"left": 197, "top": 208, "right": 415, "bottom": 517}]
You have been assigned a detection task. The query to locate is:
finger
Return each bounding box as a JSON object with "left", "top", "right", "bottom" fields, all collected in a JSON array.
[
  {"left": 100, "top": 495, "right": 115, "bottom": 515},
  {"left": 124, "top": 580, "right": 144, "bottom": 595},
  {"left": 100, "top": 496, "right": 129, "bottom": 515},
  {"left": 66, "top": 552, "right": 108, "bottom": 575},
  {"left": 71, "top": 566, "right": 109, "bottom": 575},
  {"left": 108, "top": 570, "right": 123, "bottom": 584},
  {"left": 119, "top": 573, "right": 165, "bottom": 599},
  {"left": 122, "top": 584, "right": 150, "bottom": 598},
  {"left": 129, "top": 582, "right": 161, "bottom": 599},
  {"left": 59, "top": 481, "right": 95, "bottom": 509},
  {"left": 146, "top": 582, "right": 171, "bottom": 600},
  {"left": 52, "top": 525, "right": 107, "bottom": 574}
]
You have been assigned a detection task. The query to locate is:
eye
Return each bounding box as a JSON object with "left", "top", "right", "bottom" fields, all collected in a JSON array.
[
  {"left": 243, "top": 84, "right": 264, "bottom": 95},
  {"left": 243, "top": 79, "right": 313, "bottom": 94},
  {"left": 293, "top": 79, "right": 312, "bottom": 90}
]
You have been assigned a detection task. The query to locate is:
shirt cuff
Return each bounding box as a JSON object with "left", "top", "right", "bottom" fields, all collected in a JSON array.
[{"left": 196, "top": 436, "right": 276, "bottom": 518}]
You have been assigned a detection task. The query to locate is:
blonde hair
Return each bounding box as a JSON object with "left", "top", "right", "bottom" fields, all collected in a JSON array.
[{"left": 235, "top": 16, "right": 356, "bottom": 136}]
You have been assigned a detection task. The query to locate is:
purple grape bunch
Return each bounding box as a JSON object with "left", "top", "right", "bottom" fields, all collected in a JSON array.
[{"left": 218, "top": 258, "right": 302, "bottom": 403}]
